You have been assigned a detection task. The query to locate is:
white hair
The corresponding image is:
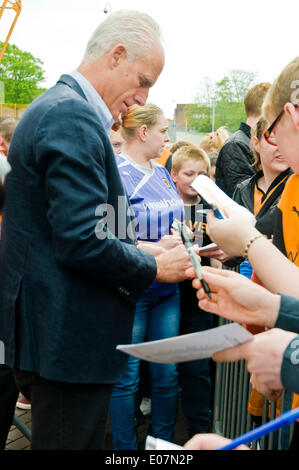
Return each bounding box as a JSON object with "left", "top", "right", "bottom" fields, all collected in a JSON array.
[{"left": 82, "top": 10, "right": 162, "bottom": 63}]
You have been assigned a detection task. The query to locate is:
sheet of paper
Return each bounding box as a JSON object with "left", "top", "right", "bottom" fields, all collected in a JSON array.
[
  {"left": 116, "top": 323, "right": 253, "bottom": 364},
  {"left": 145, "top": 436, "right": 183, "bottom": 450},
  {"left": 191, "top": 174, "right": 256, "bottom": 224},
  {"left": 196, "top": 242, "right": 218, "bottom": 252}
]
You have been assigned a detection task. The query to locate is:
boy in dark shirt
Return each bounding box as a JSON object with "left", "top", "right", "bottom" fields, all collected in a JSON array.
[{"left": 171, "top": 145, "right": 214, "bottom": 436}]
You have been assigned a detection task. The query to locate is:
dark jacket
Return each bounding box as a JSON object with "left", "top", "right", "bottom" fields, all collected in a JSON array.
[
  {"left": 215, "top": 122, "right": 255, "bottom": 197},
  {"left": 232, "top": 168, "right": 292, "bottom": 238},
  {"left": 0, "top": 74, "right": 157, "bottom": 384}
]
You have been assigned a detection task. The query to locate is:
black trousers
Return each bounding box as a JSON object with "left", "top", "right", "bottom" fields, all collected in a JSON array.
[
  {"left": 0, "top": 365, "right": 19, "bottom": 449},
  {"left": 14, "top": 369, "right": 113, "bottom": 450}
]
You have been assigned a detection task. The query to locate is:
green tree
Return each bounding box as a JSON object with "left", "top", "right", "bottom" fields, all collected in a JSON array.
[
  {"left": 185, "top": 70, "right": 257, "bottom": 133},
  {"left": 0, "top": 42, "right": 46, "bottom": 104}
]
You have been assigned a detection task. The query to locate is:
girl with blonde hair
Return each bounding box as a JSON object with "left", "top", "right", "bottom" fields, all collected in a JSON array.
[
  {"left": 199, "top": 126, "right": 229, "bottom": 153},
  {"left": 110, "top": 103, "right": 185, "bottom": 449}
]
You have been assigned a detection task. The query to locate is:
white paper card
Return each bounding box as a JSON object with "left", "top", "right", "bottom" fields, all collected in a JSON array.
[
  {"left": 116, "top": 323, "right": 253, "bottom": 364},
  {"left": 145, "top": 436, "right": 184, "bottom": 450},
  {"left": 191, "top": 174, "right": 256, "bottom": 224}
]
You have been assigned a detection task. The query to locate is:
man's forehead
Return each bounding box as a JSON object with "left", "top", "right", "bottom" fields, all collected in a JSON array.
[{"left": 138, "top": 45, "right": 164, "bottom": 82}]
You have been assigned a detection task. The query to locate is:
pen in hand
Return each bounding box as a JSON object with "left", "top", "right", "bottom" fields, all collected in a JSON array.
[{"left": 172, "top": 221, "right": 211, "bottom": 299}]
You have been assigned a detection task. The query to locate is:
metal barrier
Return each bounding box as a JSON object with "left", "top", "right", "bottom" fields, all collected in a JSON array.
[
  {"left": 13, "top": 413, "right": 31, "bottom": 441},
  {"left": 212, "top": 320, "right": 295, "bottom": 450}
]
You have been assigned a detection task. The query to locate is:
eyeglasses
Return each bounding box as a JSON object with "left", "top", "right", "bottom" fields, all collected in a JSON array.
[{"left": 264, "top": 104, "right": 299, "bottom": 145}]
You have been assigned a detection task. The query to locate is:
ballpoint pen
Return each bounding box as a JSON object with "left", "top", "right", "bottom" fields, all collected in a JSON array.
[
  {"left": 217, "top": 406, "right": 299, "bottom": 450},
  {"left": 172, "top": 221, "right": 211, "bottom": 299}
]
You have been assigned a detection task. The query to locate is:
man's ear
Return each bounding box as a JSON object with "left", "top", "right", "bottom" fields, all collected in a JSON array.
[
  {"left": 284, "top": 102, "right": 299, "bottom": 130},
  {"left": 108, "top": 44, "right": 127, "bottom": 69}
]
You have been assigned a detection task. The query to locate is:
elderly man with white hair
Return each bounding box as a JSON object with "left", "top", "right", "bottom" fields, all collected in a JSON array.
[{"left": 0, "top": 10, "right": 193, "bottom": 450}]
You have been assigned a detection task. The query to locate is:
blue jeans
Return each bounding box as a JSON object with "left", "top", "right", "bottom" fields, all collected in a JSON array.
[
  {"left": 179, "top": 309, "right": 213, "bottom": 435},
  {"left": 110, "top": 290, "right": 180, "bottom": 450}
]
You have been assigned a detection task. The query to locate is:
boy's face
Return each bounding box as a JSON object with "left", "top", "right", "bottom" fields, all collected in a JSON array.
[
  {"left": 172, "top": 158, "right": 208, "bottom": 201},
  {"left": 0, "top": 136, "right": 9, "bottom": 156}
]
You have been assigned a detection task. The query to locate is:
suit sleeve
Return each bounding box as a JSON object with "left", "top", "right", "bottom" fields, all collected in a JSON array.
[
  {"left": 274, "top": 294, "right": 299, "bottom": 334},
  {"left": 34, "top": 98, "right": 157, "bottom": 298},
  {"left": 281, "top": 335, "right": 299, "bottom": 394}
]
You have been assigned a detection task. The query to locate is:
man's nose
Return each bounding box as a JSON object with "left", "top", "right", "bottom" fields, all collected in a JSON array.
[{"left": 134, "top": 89, "right": 149, "bottom": 106}]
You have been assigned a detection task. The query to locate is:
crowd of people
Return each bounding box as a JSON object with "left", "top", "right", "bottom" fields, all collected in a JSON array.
[{"left": 0, "top": 8, "right": 298, "bottom": 453}]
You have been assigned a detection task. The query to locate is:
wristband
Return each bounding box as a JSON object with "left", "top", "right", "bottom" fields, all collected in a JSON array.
[{"left": 243, "top": 234, "right": 264, "bottom": 259}]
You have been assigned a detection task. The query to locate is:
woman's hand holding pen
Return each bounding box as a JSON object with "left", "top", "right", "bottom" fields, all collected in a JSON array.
[
  {"left": 206, "top": 208, "right": 259, "bottom": 257},
  {"left": 191, "top": 266, "right": 280, "bottom": 328}
]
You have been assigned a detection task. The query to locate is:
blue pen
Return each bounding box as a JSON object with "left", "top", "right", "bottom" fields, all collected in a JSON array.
[
  {"left": 210, "top": 204, "right": 224, "bottom": 220},
  {"left": 217, "top": 406, "right": 299, "bottom": 450}
]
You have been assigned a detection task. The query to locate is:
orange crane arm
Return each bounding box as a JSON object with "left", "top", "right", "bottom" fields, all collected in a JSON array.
[{"left": 0, "top": 1, "right": 22, "bottom": 63}]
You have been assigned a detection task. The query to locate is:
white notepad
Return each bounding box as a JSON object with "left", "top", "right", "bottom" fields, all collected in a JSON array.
[{"left": 191, "top": 174, "right": 256, "bottom": 224}]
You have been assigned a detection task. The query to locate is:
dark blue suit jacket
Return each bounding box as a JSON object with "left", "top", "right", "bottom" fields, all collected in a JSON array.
[{"left": 0, "top": 74, "right": 157, "bottom": 383}]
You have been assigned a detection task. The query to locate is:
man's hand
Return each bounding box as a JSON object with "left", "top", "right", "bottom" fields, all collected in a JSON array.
[
  {"left": 155, "top": 244, "right": 195, "bottom": 283},
  {"left": 192, "top": 266, "right": 280, "bottom": 328},
  {"left": 213, "top": 329, "right": 298, "bottom": 400},
  {"left": 157, "top": 233, "right": 182, "bottom": 250}
]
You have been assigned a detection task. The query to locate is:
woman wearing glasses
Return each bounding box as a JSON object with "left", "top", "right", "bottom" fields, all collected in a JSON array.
[
  {"left": 232, "top": 116, "right": 291, "bottom": 278},
  {"left": 232, "top": 116, "right": 292, "bottom": 431},
  {"left": 202, "top": 60, "right": 299, "bottom": 296},
  {"left": 195, "top": 55, "right": 299, "bottom": 449}
]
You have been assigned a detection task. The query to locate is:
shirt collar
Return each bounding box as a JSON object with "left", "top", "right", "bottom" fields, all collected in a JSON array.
[
  {"left": 239, "top": 122, "right": 251, "bottom": 139},
  {"left": 70, "top": 70, "right": 114, "bottom": 134}
]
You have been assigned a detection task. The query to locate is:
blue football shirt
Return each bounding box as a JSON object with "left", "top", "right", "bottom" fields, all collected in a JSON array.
[{"left": 117, "top": 153, "right": 184, "bottom": 296}]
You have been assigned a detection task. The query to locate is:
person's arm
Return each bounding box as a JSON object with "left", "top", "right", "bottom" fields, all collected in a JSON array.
[
  {"left": 281, "top": 335, "right": 299, "bottom": 394},
  {"left": 184, "top": 433, "right": 249, "bottom": 450},
  {"left": 192, "top": 267, "right": 280, "bottom": 328},
  {"left": 137, "top": 233, "right": 182, "bottom": 256},
  {"left": 35, "top": 99, "right": 193, "bottom": 296},
  {"left": 35, "top": 99, "right": 156, "bottom": 294},
  {"left": 193, "top": 267, "right": 299, "bottom": 332},
  {"left": 213, "top": 328, "right": 298, "bottom": 400},
  {"left": 206, "top": 211, "right": 299, "bottom": 298},
  {"left": 274, "top": 294, "right": 299, "bottom": 333}
]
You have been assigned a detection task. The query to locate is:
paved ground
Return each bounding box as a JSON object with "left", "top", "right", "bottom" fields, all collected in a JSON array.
[
  {"left": 5, "top": 394, "right": 190, "bottom": 450},
  {"left": 5, "top": 404, "right": 31, "bottom": 450}
]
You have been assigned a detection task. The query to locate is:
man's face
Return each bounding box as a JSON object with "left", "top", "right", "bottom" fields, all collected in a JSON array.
[{"left": 103, "top": 43, "right": 164, "bottom": 121}]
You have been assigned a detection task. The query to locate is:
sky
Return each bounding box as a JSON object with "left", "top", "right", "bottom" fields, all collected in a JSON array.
[{"left": 1, "top": 0, "right": 299, "bottom": 118}]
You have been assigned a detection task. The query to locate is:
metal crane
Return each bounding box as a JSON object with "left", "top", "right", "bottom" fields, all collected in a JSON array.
[{"left": 0, "top": 0, "right": 22, "bottom": 63}]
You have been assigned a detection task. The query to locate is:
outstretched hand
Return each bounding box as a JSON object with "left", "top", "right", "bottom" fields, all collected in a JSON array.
[
  {"left": 184, "top": 433, "right": 249, "bottom": 450},
  {"left": 192, "top": 267, "right": 280, "bottom": 328},
  {"left": 213, "top": 328, "right": 297, "bottom": 401}
]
